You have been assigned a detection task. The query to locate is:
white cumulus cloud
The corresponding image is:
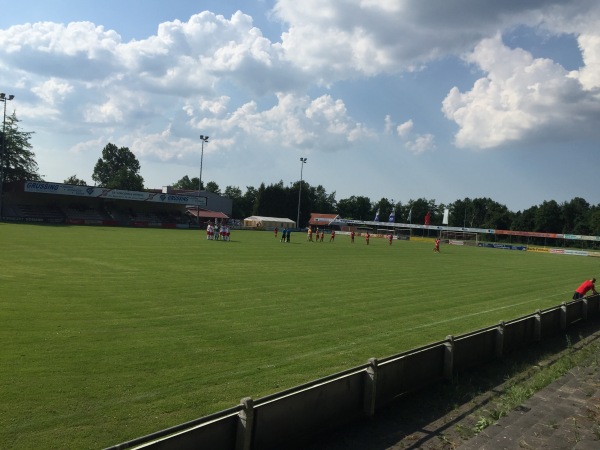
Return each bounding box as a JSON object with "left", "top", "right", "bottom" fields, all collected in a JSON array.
[{"left": 442, "top": 35, "right": 600, "bottom": 149}]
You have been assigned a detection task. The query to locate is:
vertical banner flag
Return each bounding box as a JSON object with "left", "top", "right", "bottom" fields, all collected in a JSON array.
[
  {"left": 407, "top": 208, "right": 412, "bottom": 223},
  {"left": 388, "top": 210, "right": 395, "bottom": 223},
  {"left": 424, "top": 211, "right": 431, "bottom": 225},
  {"left": 442, "top": 208, "right": 449, "bottom": 225},
  {"left": 374, "top": 209, "right": 380, "bottom": 222}
]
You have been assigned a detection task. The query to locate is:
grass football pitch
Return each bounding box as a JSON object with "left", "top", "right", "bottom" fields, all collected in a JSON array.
[{"left": 1, "top": 223, "right": 596, "bottom": 449}]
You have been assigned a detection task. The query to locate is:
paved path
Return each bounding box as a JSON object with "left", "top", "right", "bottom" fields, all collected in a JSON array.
[{"left": 459, "top": 364, "right": 600, "bottom": 450}]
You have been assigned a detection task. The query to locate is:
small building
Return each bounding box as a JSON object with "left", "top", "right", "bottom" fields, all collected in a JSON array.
[
  {"left": 186, "top": 208, "right": 230, "bottom": 226},
  {"left": 309, "top": 213, "right": 341, "bottom": 229},
  {"left": 243, "top": 216, "right": 295, "bottom": 230}
]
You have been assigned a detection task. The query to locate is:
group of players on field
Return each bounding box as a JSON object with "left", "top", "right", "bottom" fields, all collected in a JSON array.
[
  {"left": 209, "top": 225, "right": 596, "bottom": 300},
  {"left": 272, "top": 227, "right": 441, "bottom": 252},
  {"left": 206, "top": 223, "right": 231, "bottom": 241}
]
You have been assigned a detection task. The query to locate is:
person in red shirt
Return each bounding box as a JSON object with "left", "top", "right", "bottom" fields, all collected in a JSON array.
[
  {"left": 573, "top": 278, "right": 597, "bottom": 299},
  {"left": 388, "top": 233, "right": 393, "bottom": 245},
  {"left": 433, "top": 238, "right": 441, "bottom": 253},
  {"left": 329, "top": 229, "right": 335, "bottom": 242},
  {"left": 350, "top": 230, "right": 355, "bottom": 243},
  {"left": 365, "top": 232, "right": 370, "bottom": 245}
]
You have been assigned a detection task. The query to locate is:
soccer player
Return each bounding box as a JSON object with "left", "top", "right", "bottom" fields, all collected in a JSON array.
[
  {"left": 433, "top": 238, "right": 441, "bottom": 253},
  {"left": 329, "top": 229, "right": 335, "bottom": 242},
  {"left": 388, "top": 233, "right": 393, "bottom": 245},
  {"left": 350, "top": 230, "right": 355, "bottom": 243},
  {"left": 573, "top": 278, "right": 597, "bottom": 299},
  {"left": 365, "top": 232, "right": 370, "bottom": 245},
  {"left": 274, "top": 226, "right": 278, "bottom": 238},
  {"left": 320, "top": 230, "right": 324, "bottom": 242},
  {"left": 307, "top": 228, "right": 313, "bottom": 242}
]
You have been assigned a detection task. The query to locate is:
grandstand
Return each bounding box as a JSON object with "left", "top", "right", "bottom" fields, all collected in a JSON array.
[{"left": 1, "top": 180, "right": 232, "bottom": 228}]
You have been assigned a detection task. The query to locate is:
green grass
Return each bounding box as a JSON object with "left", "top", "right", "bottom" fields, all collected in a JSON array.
[{"left": 0, "top": 223, "right": 597, "bottom": 449}]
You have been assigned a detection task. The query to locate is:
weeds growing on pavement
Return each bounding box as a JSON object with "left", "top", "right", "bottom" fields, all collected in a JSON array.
[{"left": 471, "top": 334, "right": 600, "bottom": 434}]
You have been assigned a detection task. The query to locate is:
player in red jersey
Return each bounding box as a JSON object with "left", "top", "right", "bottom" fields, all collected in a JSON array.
[{"left": 573, "top": 278, "right": 597, "bottom": 299}]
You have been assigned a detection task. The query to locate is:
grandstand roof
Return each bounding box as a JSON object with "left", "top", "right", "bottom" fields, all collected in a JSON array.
[
  {"left": 309, "top": 213, "right": 340, "bottom": 226},
  {"left": 187, "top": 209, "right": 229, "bottom": 219}
]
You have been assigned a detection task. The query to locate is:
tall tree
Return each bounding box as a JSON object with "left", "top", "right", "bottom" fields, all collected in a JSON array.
[
  {"left": 372, "top": 197, "right": 393, "bottom": 222},
  {"left": 466, "top": 197, "right": 513, "bottom": 229},
  {"left": 205, "top": 181, "right": 221, "bottom": 194},
  {"left": 310, "top": 184, "right": 336, "bottom": 214},
  {"left": 561, "top": 197, "right": 590, "bottom": 234},
  {"left": 92, "top": 143, "right": 144, "bottom": 190},
  {"left": 589, "top": 207, "right": 600, "bottom": 237},
  {"left": 254, "top": 181, "right": 287, "bottom": 217},
  {"left": 172, "top": 175, "right": 202, "bottom": 191},
  {"left": 535, "top": 200, "right": 562, "bottom": 233},
  {"left": 243, "top": 186, "right": 259, "bottom": 218},
  {"left": 291, "top": 180, "right": 312, "bottom": 227},
  {"left": 253, "top": 183, "right": 266, "bottom": 215},
  {"left": 406, "top": 198, "right": 435, "bottom": 225},
  {"left": 512, "top": 206, "right": 538, "bottom": 232},
  {"left": 1, "top": 111, "right": 41, "bottom": 182},
  {"left": 336, "top": 195, "right": 372, "bottom": 221},
  {"left": 224, "top": 185, "right": 245, "bottom": 219},
  {"left": 449, "top": 198, "right": 470, "bottom": 228},
  {"left": 64, "top": 175, "right": 88, "bottom": 186}
]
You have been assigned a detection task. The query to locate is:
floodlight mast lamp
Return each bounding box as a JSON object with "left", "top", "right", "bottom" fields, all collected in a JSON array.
[
  {"left": 198, "top": 135, "right": 209, "bottom": 226},
  {"left": 297, "top": 157, "right": 307, "bottom": 229},
  {"left": 0, "top": 93, "right": 15, "bottom": 220}
]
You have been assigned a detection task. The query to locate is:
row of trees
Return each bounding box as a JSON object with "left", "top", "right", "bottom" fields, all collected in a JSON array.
[
  {"left": 2, "top": 111, "right": 599, "bottom": 235},
  {"left": 187, "top": 180, "right": 600, "bottom": 236}
]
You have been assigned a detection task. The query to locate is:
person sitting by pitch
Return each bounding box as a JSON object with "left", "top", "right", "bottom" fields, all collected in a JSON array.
[{"left": 573, "top": 278, "right": 598, "bottom": 299}]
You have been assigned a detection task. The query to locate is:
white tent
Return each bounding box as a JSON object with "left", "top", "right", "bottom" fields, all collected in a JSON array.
[{"left": 243, "top": 216, "right": 296, "bottom": 229}]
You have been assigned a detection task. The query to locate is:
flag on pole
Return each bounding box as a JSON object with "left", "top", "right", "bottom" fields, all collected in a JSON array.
[
  {"left": 407, "top": 208, "right": 412, "bottom": 223},
  {"left": 424, "top": 211, "right": 431, "bottom": 226},
  {"left": 388, "top": 210, "right": 395, "bottom": 223},
  {"left": 374, "top": 209, "right": 380, "bottom": 222},
  {"left": 442, "top": 208, "right": 449, "bottom": 225}
]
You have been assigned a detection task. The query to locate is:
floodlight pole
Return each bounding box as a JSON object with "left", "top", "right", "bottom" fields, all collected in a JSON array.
[
  {"left": 297, "top": 157, "right": 307, "bottom": 229},
  {"left": 198, "top": 135, "right": 209, "bottom": 227},
  {"left": 0, "top": 93, "right": 15, "bottom": 220}
]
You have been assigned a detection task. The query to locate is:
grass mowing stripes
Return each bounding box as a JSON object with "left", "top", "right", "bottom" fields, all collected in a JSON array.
[{"left": 1, "top": 223, "right": 597, "bottom": 449}]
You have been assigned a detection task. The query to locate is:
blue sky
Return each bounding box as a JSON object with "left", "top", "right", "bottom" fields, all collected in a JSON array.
[{"left": 1, "top": 0, "right": 599, "bottom": 212}]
